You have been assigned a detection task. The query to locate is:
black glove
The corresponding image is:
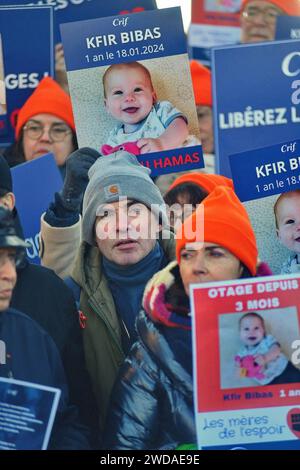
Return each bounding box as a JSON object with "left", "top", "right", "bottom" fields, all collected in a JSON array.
[{"left": 60, "top": 147, "right": 100, "bottom": 211}]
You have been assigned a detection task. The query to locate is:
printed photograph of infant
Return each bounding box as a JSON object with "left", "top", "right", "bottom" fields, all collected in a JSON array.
[
  {"left": 67, "top": 54, "right": 201, "bottom": 152},
  {"left": 219, "top": 308, "right": 300, "bottom": 389}
]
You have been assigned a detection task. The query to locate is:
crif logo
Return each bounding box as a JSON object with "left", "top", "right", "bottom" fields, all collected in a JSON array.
[{"left": 0, "top": 340, "right": 6, "bottom": 365}]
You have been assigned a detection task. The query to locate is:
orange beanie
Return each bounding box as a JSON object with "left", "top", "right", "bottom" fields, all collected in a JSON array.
[
  {"left": 15, "top": 77, "right": 75, "bottom": 139},
  {"left": 190, "top": 60, "right": 212, "bottom": 107},
  {"left": 176, "top": 186, "right": 258, "bottom": 275},
  {"left": 241, "top": 0, "right": 300, "bottom": 15},
  {"left": 167, "top": 173, "right": 234, "bottom": 195}
]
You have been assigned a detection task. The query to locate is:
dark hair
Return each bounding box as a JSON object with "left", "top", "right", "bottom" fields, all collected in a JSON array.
[
  {"left": 239, "top": 263, "right": 254, "bottom": 279},
  {"left": 164, "top": 182, "right": 208, "bottom": 208}
]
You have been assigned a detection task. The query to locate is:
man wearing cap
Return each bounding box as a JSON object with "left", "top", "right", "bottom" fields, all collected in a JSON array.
[
  {"left": 0, "top": 154, "right": 98, "bottom": 446},
  {"left": 0, "top": 207, "right": 89, "bottom": 449},
  {"left": 240, "top": 0, "right": 300, "bottom": 43},
  {"left": 40, "top": 149, "right": 175, "bottom": 435}
]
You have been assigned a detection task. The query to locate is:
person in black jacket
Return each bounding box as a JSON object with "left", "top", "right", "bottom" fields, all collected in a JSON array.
[
  {"left": 104, "top": 187, "right": 260, "bottom": 450},
  {"left": 0, "top": 207, "right": 89, "bottom": 449},
  {"left": 0, "top": 154, "right": 98, "bottom": 446}
]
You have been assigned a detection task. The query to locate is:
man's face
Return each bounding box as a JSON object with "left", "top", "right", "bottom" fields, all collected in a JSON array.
[
  {"left": 240, "top": 1, "right": 283, "bottom": 43},
  {"left": 0, "top": 248, "right": 17, "bottom": 311},
  {"left": 95, "top": 199, "right": 160, "bottom": 266}
]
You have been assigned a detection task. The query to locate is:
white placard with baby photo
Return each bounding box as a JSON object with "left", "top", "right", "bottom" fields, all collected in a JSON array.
[{"left": 190, "top": 274, "right": 300, "bottom": 450}]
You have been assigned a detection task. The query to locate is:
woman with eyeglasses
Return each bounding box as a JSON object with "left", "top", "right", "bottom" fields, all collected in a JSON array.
[{"left": 3, "top": 77, "right": 77, "bottom": 178}]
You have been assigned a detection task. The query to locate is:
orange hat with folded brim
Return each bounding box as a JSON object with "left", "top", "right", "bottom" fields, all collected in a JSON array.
[
  {"left": 241, "top": 0, "right": 300, "bottom": 15},
  {"left": 15, "top": 77, "right": 75, "bottom": 139},
  {"left": 167, "top": 173, "right": 234, "bottom": 195},
  {"left": 176, "top": 186, "right": 258, "bottom": 276},
  {"left": 190, "top": 60, "right": 212, "bottom": 107}
]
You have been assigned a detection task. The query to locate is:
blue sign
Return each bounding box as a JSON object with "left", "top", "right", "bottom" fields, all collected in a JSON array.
[
  {"left": 0, "top": 0, "right": 157, "bottom": 44},
  {"left": 11, "top": 154, "right": 63, "bottom": 264},
  {"left": 276, "top": 16, "right": 300, "bottom": 41},
  {"left": 0, "top": 377, "right": 60, "bottom": 450},
  {"left": 60, "top": 7, "right": 186, "bottom": 71},
  {"left": 230, "top": 139, "right": 300, "bottom": 202},
  {"left": 212, "top": 40, "right": 300, "bottom": 177},
  {"left": 0, "top": 5, "right": 54, "bottom": 147}
]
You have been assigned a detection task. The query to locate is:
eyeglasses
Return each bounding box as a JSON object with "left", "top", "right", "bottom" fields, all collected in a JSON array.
[
  {"left": 0, "top": 250, "right": 24, "bottom": 269},
  {"left": 23, "top": 122, "right": 72, "bottom": 142},
  {"left": 242, "top": 6, "right": 282, "bottom": 25}
]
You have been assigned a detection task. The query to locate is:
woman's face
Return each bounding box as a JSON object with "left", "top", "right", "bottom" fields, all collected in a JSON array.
[
  {"left": 179, "top": 242, "right": 243, "bottom": 296},
  {"left": 22, "top": 113, "right": 75, "bottom": 167}
]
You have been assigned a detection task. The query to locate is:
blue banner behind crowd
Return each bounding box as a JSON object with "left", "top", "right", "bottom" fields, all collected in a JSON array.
[
  {"left": 11, "top": 154, "right": 63, "bottom": 265},
  {"left": 0, "top": 5, "right": 54, "bottom": 147},
  {"left": 212, "top": 40, "right": 300, "bottom": 177},
  {"left": 0, "top": 0, "right": 157, "bottom": 44},
  {"left": 276, "top": 16, "right": 300, "bottom": 40}
]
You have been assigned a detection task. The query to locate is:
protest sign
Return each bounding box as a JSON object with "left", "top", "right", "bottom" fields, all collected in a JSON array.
[
  {"left": 11, "top": 153, "right": 63, "bottom": 264},
  {"left": 212, "top": 39, "right": 300, "bottom": 177},
  {"left": 191, "top": 275, "right": 300, "bottom": 449},
  {"left": 0, "top": 5, "right": 54, "bottom": 147},
  {"left": 188, "top": 0, "right": 241, "bottom": 65},
  {"left": 0, "top": 377, "right": 60, "bottom": 450},
  {"left": 61, "top": 7, "right": 203, "bottom": 176},
  {"left": 229, "top": 139, "right": 300, "bottom": 274}
]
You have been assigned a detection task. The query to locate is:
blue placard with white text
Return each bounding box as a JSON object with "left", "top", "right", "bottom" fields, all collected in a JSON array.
[
  {"left": 0, "top": 5, "right": 54, "bottom": 147},
  {"left": 212, "top": 40, "right": 300, "bottom": 177},
  {"left": 60, "top": 7, "right": 204, "bottom": 176},
  {"left": 0, "top": 0, "right": 157, "bottom": 44},
  {"left": 0, "top": 377, "right": 60, "bottom": 450},
  {"left": 11, "top": 154, "right": 63, "bottom": 265},
  {"left": 229, "top": 139, "right": 300, "bottom": 202},
  {"left": 276, "top": 16, "right": 300, "bottom": 41}
]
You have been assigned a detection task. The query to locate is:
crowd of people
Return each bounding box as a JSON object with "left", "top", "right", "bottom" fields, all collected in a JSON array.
[{"left": 0, "top": 0, "right": 300, "bottom": 450}]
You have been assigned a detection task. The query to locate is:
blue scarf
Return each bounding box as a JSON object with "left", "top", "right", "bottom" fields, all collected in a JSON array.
[{"left": 103, "top": 242, "right": 167, "bottom": 351}]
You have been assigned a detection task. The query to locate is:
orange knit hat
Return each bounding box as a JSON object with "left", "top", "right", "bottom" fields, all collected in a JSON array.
[
  {"left": 167, "top": 173, "right": 234, "bottom": 195},
  {"left": 15, "top": 77, "right": 75, "bottom": 139},
  {"left": 190, "top": 60, "right": 212, "bottom": 107},
  {"left": 176, "top": 186, "right": 258, "bottom": 275},
  {"left": 241, "top": 0, "right": 300, "bottom": 15}
]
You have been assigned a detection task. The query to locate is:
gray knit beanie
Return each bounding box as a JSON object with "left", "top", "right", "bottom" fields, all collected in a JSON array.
[{"left": 82, "top": 151, "right": 168, "bottom": 245}]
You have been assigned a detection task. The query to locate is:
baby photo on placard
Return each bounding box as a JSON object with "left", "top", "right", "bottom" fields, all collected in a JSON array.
[
  {"left": 60, "top": 7, "right": 204, "bottom": 176},
  {"left": 229, "top": 139, "right": 300, "bottom": 274},
  {"left": 190, "top": 275, "right": 300, "bottom": 450}
]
